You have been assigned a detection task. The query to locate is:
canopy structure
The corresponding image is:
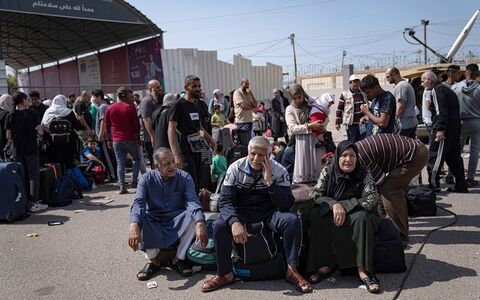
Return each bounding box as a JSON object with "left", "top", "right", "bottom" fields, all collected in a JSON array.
[{"left": 0, "top": 0, "right": 163, "bottom": 69}]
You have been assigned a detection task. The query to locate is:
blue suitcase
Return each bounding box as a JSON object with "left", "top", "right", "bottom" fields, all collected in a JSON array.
[{"left": 0, "top": 162, "right": 29, "bottom": 222}]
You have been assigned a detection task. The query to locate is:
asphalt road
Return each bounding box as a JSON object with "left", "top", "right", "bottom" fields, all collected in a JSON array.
[{"left": 1, "top": 164, "right": 479, "bottom": 300}]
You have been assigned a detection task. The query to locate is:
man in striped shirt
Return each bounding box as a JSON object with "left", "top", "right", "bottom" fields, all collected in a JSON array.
[
  {"left": 356, "top": 134, "right": 429, "bottom": 242},
  {"left": 335, "top": 74, "right": 366, "bottom": 142}
]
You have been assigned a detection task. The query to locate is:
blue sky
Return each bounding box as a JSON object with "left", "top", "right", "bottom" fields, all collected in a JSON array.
[{"left": 128, "top": 0, "right": 479, "bottom": 75}]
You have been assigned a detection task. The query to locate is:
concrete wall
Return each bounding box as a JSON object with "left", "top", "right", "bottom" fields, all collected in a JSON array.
[{"left": 161, "top": 49, "right": 283, "bottom": 100}]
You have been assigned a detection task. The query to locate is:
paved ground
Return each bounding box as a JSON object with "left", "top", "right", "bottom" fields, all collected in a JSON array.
[{"left": 1, "top": 126, "right": 479, "bottom": 299}]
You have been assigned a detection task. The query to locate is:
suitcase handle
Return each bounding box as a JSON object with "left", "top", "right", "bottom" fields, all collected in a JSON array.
[{"left": 44, "top": 163, "right": 59, "bottom": 180}]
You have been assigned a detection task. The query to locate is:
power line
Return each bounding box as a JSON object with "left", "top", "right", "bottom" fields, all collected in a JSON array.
[
  {"left": 161, "top": 0, "right": 339, "bottom": 24},
  {"left": 214, "top": 38, "right": 286, "bottom": 51}
]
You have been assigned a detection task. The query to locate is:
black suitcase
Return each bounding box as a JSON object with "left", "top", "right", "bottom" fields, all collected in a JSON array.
[
  {"left": 374, "top": 218, "right": 407, "bottom": 273},
  {"left": 0, "top": 162, "right": 29, "bottom": 221},
  {"left": 39, "top": 163, "right": 62, "bottom": 204},
  {"left": 225, "top": 144, "right": 248, "bottom": 166},
  {"left": 407, "top": 185, "right": 437, "bottom": 216}
]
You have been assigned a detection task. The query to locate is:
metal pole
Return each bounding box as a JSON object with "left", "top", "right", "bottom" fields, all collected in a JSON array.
[
  {"left": 289, "top": 33, "right": 297, "bottom": 83},
  {"left": 421, "top": 19, "right": 429, "bottom": 64}
]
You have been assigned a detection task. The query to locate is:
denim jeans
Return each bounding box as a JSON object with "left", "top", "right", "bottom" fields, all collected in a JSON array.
[
  {"left": 112, "top": 141, "right": 141, "bottom": 187},
  {"left": 346, "top": 124, "right": 366, "bottom": 142},
  {"left": 460, "top": 118, "right": 480, "bottom": 179}
]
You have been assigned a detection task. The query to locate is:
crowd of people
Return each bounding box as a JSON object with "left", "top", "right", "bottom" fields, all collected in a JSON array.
[{"left": 1, "top": 63, "right": 479, "bottom": 294}]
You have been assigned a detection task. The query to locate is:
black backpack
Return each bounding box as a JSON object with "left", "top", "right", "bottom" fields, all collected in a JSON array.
[
  {"left": 49, "top": 118, "right": 72, "bottom": 145},
  {"left": 374, "top": 218, "right": 407, "bottom": 273}
]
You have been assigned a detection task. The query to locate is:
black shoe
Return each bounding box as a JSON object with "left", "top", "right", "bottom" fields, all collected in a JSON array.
[
  {"left": 446, "top": 187, "right": 469, "bottom": 193},
  {"left": 466, "top": 178, "right": 478, "bottom": 188},
  {"left": 444, "top": 175, "right": 455, "bottom": 185}
]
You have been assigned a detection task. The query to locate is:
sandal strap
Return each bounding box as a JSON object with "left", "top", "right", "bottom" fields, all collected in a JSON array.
[{"left": 202, "top": 275, "right": 235, "bottom": 291}]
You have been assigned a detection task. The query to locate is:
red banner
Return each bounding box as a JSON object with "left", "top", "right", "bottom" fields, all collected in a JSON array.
[
  {"left": 59, "top": 61, "right": 80, "bottom": 97},
  {"left": 99, "top": 47, "right": 130, "bottom": 93}
]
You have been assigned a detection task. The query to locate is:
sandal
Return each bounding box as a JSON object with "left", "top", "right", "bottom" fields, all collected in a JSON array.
[
  {"left": 285, "top": 271, "right": 312, "bottom": 293},
  {"left": 137, "top": 263, "right": 161, "bottom": 281},
  {"left": 361, "top": 275, "right": 381, "bottom": 294},
  {"left": 170, "top": 259, "right": 193, "bottom": 277},
  {"left": 201, "top": 275, "right": 236, "bottom": 293},
  {"left": 307, "top": 269, "right": 333, "bottom": 284}
]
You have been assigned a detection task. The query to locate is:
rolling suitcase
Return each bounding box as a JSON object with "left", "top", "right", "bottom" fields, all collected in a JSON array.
[{"left": 0, "top": 162, "right": 29, "bottom": 221}]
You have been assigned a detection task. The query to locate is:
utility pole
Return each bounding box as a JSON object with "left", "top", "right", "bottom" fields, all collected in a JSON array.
[
  {"left": 421, "top": 19, "right": 429, "bottom": 64},
  {"left": 289, "top": 33, "right": 297, "bottom": 83},
  {"left": 341, "top": 50, "right": 346, "bottom": 68}
]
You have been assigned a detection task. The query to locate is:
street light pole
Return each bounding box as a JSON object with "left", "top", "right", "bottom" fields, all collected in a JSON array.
[
  {"left": 421, "top": 19, "right": 429, "bottom": 64},
  {"left": 289, "top": 33, "right": 297, "bottom": 83}
]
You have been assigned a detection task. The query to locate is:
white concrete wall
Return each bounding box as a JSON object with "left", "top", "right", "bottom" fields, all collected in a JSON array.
[{"left": 161, "top": 49, "right": 282, "bottom": 101}]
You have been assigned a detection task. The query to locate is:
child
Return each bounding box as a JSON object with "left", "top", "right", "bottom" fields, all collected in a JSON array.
[
  {"left": 252, "top": 110, "right": 264, "bottom": 136},
  {"left": 211, "top": 104, "right": 226, "bottom": 128},
  {"left": 210, "top": 143, "right": 227, "bottom": 182},
  {"left": 308, "top": 93, "right": 335, "bottom": 137}
]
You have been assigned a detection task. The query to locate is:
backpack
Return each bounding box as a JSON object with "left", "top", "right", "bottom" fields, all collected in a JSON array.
[
  {"left": 374, "top": 218, "right": 407, "bottom": 273},
  {"left": 225, "top": 144, "right": 248, "bottom": 166},
  {"left": 186, "top": 219, "right": 217, "bottom": 270},
  {"left": 66, "top": 167, "right": 91, "bottom": 191},
  {"left": 233, "top": 253, "right": 286, "bottom": 281},
  {"left": 49, "top": 118, "right": 72, "bottom": 145},
  {"left": 232, "top": 221, "right": 278, "bottom": 265},
  {"left": 48, "top": 176, "right": 83, "bottom": 207},
  {"left": 407, "top": 186, "right": 437, "bottom": 216}
]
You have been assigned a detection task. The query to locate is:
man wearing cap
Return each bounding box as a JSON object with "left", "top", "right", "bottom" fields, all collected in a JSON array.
[
  {"left": 233, "top": 79, "right": 258, "bottom": 139},
  {"left": 335, "top": 74, "right": 367, "bottom": 142},
  {"left": 208, "top": 89, "right": 229, "bottom": 118},
  {"left": 385, "top": 67, "right": 419, "bottom": 138},
  {"left": 104, "top": 87, "right": 141, "bottom": 194}
]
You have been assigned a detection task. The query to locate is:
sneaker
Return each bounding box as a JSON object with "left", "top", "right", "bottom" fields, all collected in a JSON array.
[
  {"left": 30, "top": 202, "right": 48, "bottom": 212},
  {"left": 466, "top": 178, "right": 478, "bottom": 188},
  {"left": 444, "top": 175, "right": 455, "bottom": 185}
]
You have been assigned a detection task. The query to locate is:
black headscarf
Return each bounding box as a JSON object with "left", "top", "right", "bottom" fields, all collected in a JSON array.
[{"left": 326, "top": 140, "right": 367, "bottom": 200}]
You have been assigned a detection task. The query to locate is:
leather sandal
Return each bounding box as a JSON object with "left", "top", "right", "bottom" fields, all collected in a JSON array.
[
  {"left": 307, "top": 269, "right": 333, "bottom": 284},
  {"left": 285, "top": 271, "right": 312, "bottom": 293},
  {"left": 137, "top": 263, "right": 161, "bottom": 281},
  {"left": 201, "top": 275, "right": 236, "bottom": 293},
  {"left": 361, "top": 275, "right": 381, "bottom": 294}
]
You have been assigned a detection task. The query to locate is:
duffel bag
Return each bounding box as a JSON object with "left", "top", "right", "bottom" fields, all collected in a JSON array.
[{"left": 407, "top": 186, "right": 437, "bottom": 216}]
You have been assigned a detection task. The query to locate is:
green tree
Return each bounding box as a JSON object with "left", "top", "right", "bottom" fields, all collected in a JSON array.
[{"left": 7, "top": 74, "right": 17, "bottom": 93}]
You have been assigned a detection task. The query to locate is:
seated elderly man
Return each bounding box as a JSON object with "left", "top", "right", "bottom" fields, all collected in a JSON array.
[
  {"left": 201, "top": 136, "right": 311, "bottom": 293},
  {"left": 128, "top": 148, "right": 208, "bottom": 281}
]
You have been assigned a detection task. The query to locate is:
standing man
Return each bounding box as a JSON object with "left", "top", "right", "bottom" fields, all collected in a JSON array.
[
  {"left": 360, "top": 75, "right": 396, "bottom": 136},
  {"left": 93, "top": 89, "right": 116, "bottom": 182},
  {"left": 233, "top": 79, "right": 258, "bottom": 139},
  {"left": 29, "top": 91, "right": 48, "bottom": 121},
  {"left": 356, "top": 134, "right": 428, "bottom": 243},
  {"left": 421, "top": 71, "right": 468, "bottom": 193},
  {"left": 140, "top": 79, "right": 164, "bottom": 169},
  {"left": 104, "top": 87, "right": 141, "bottom": 194},
  {"left": 271, "top": 89, "right": 290, "bottom": 143},
  {"left": 386, "top": 67, "right": 418, "bottom": 138},
  {"left": 452, "top": 64, "right": 480, "bottom": 187},
  {"left": 74, "top": 90, "right": 94, "bottom": 146},
  {"left": 168, "top": 75, "right": 216, "bottom": 191},
  {"left": 335, "top": 74, "right": 367, "bottom": 142},
  {"left": 208, "top": 89, "right": 229, "bottom": 117},
  {"left": 442, "top": 65, "right": 461, "bottom": 88}
]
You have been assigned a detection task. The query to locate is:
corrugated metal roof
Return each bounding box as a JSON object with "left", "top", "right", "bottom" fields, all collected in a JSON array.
[{"left": 0, "top": 0, "right": 162, "bottom": 69}]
